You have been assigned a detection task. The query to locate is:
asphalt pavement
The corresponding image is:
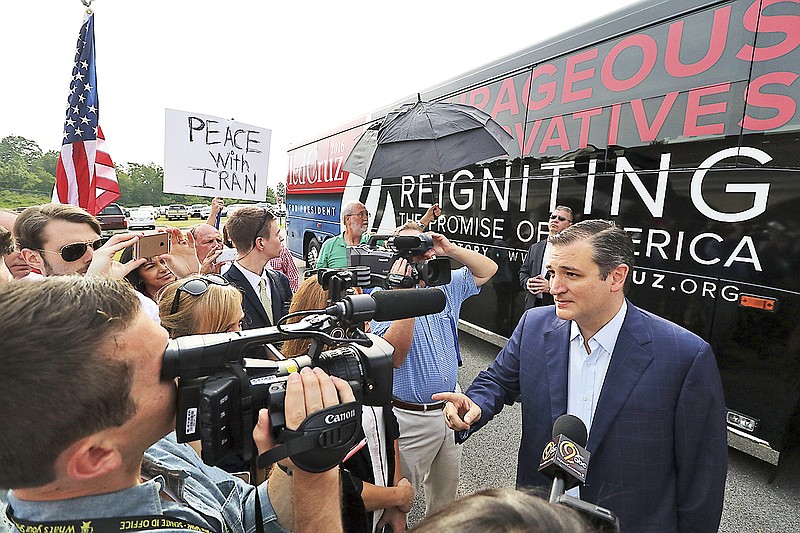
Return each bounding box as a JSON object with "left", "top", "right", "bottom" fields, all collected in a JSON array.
[{"left": 406, "top": 333, "right": 800, "bottom": 532}]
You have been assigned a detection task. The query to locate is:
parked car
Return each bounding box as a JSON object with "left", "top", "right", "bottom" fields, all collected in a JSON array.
[
  {"left": 225, "top": 203, "right": 250, "bottom": 217},
  {"left": 200, "top": 205, "right": 213, "bottom": 219},
  {"left": 139, "top": 205, "right": 156, "bottom": 215},
  {"left": 166, "top": 204, "right": 189, "bottom": 221},
  {"left": 96, "top": 203, "right": 128, "bottom": 236},
  {"left": 188, "top": 204, "right": 206, "bottom": 218},
  {"left": 127, "top": 208, "right": 156, "bottom": 230}
]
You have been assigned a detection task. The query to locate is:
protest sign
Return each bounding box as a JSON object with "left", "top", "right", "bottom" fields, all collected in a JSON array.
[{"left": 164, "top": 109, "right": 271, "bottom": 200}]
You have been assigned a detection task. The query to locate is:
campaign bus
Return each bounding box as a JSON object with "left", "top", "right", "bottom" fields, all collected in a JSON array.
[{"left": 286, "top": 0, "right": 800, "bottom": 467}]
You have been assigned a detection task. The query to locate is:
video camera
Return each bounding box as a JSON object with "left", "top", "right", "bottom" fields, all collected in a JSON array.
[
  {"left": 347, "top": 233, "right": 451, "bottom": 288},
  {"left": 161, "top": 268, "right": 446, "bottom": 474}
]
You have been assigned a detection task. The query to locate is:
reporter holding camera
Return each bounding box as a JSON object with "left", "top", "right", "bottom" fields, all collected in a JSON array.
[
  {"left": 369, "top": 222, "right": 497, "bottom": 517},
  {"left": 0, "top": 276, "right": 349, "bottom": 533}
]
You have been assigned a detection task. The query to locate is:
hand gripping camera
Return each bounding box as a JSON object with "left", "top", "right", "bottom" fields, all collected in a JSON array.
[{"left": 347, "top": 233, "right": 451, "bottom": 288}]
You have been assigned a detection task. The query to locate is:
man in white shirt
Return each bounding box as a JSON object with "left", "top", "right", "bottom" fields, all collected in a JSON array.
[{"left": 436, "top": 219, "right": 728, "bottom": 533}]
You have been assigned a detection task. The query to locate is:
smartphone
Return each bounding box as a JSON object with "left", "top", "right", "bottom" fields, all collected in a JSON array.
[
  {"left": 214, "top": 246, "right": 237, "bottom": 264},
  {"left": 133, "top": 233, "right": 171, "bottom": 260}
]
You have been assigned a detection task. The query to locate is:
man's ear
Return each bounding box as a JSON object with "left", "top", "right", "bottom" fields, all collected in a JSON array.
[
  {"left": 20, "top": 248, "right": 44, "bottom": 272},
  {"left": 609, "top": 264, "right": 629, "bottom": 293},
  {"left": 63, "top": 436, "right": 122, "bottom": 482}
]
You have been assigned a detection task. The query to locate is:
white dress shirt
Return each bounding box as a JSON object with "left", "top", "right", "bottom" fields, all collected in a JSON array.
[{"left": 566, "top": 300, "right": 627, "bottom": 497}]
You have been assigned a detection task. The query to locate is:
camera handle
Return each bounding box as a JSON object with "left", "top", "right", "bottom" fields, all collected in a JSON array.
[{"left": 257, "top": 402, "right": 363, "bottom": 473}]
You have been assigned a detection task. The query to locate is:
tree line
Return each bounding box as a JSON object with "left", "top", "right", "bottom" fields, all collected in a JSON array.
[{"left": 0, "top": 135, "right": 279, "bottom": 209}]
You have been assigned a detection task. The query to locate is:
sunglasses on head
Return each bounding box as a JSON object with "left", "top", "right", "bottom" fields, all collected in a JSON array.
[
  {"left": 170, "top": 274, "right": 229, "bottom": 314},
  {"left": 550, "top": 214, "right": 571, "bottom": 222},
  {"left": 37, "top": 238, "right": 104, "bottom": 262}
]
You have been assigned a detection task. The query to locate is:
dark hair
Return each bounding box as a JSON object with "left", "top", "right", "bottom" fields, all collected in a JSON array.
[
  {"left": 410, "top": 488, "right": 592, "bottom": 533},
  {"left": 0, "top": 224, "right": 14, "bottom": 255},
  {"left": 0, "top": 276, "right": 139, "bottom": 488},
  {"left": 119, "top": 246, "right": 145, "bottom": 292},
  {"left": 225, "top": 207, "right": 275, "bottom": 253},
  {"left": 549, "top": 219, "right": 635, "bottom": 292},
  {"left": 15, "top": 204, "right": 101, "bottom": 251}
]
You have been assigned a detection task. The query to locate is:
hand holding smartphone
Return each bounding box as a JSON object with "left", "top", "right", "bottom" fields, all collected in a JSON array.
[
  {"left": 133, "top": 233, "right": 171, "bottom": 260},
  {"left": 214, "top": 247, "right": 237, "bottom": 264}
]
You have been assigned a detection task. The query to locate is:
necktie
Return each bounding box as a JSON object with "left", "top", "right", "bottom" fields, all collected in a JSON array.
[{"left": 259, "top": 277, "right": 274, "bottom": 325}]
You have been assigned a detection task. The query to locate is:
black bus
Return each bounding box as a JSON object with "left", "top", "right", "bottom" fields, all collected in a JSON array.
[{"left": 286, "top": 0, "right": 800, "bottom": 466}]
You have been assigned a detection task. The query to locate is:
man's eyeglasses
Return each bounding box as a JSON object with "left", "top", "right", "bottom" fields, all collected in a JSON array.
[
  {"left": 347, "top": 210, "right": 370, "bottom": 219},
  {"left": 550, "top": 214, "right": 571, "bottom": 223},
  {"left": 36, "top": 238, "right": 104, "bottom": 262},
  {"left": 170, "top": 274, "right": 229, "bottom": 314}
]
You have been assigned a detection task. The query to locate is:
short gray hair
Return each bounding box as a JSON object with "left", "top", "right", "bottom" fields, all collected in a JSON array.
[{"left": 341, "top": 200, "right": 364, "bottom": 222}]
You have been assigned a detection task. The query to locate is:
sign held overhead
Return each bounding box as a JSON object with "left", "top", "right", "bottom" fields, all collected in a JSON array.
[{"left": 164, "top": 109, "right": 271, "bottom": 201}]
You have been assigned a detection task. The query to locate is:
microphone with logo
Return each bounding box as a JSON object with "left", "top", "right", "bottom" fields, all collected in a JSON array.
[{"left": 539, "top": 414, "right": 620, "bottom": 532}]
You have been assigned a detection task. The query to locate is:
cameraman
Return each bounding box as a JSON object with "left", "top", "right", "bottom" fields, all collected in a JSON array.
[
  {"left": 369, "top": 222, "right": 497, "bottom": 516},
  {"left": 0, "top": 276, "right": 349, "bottom": 533}
]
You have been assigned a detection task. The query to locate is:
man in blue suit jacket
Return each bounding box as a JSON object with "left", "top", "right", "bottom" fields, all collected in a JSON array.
[
  {"left": 435, "top": 220, "right": 727, "bottom": 533},
  {"left": 222, "top": 207, "right": 292, "bottom": 329}
]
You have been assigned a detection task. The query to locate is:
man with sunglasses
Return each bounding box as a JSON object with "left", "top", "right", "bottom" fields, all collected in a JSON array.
[
  {"left": 223, "top": 207, "right": 292, "bottom": 329},
  {"left": 519, "top": 205, "right": 573, "bottom": 310},
  {"left": 14, "top": 204, "right": 159, "bottom": 321}
]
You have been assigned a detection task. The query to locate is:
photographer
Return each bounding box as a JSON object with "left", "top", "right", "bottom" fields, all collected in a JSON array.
[
  {"left": 369, "top": 222, "right": 497, "bottom": 516},
  {"left": 0, "top": 276, "right": 349, "bottom": 533}
]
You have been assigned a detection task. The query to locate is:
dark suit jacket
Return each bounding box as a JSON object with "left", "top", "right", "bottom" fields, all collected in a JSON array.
[
  {"left": 518, "top": 238, "right": 552, "bottom": 309},
  {"left": 223, "top": 263, "right": 292, "bottom": 329},
  {"left": 462, "top": 302, "right": 728, "bottom": 533}
]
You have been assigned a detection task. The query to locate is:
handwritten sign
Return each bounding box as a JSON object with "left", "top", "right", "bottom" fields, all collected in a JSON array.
[{"left": 164, "top": 109, "right": 271, "bottom": 200}]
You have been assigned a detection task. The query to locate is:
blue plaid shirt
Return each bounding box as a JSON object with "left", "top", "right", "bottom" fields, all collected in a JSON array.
[{"left": 370, "top": 267, "right": 479, "bottom": 403}]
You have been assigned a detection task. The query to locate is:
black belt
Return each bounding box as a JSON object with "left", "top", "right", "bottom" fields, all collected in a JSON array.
[{"left": 392, "top": 398, "right": 446, "bottom": 412}]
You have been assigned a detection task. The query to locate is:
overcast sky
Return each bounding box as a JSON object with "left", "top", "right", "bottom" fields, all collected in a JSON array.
[{"left": 1, "top": 0, "right": 641, "bottom": 191}]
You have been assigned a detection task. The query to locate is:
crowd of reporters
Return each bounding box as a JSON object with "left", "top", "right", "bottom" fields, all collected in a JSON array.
[{"left": 0, "top": 199, "right": 727, "bottom": 533}]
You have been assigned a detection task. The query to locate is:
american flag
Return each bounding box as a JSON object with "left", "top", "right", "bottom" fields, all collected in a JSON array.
[{"left": 55, "top": 13, "right": 119, "bottom": 216}]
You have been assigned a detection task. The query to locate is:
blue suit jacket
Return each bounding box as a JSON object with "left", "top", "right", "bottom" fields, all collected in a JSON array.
[
  {"left": 463, "top": 301, "right": 728, "bottom": 533},
  {"left": 223, "top": 263, "right": 291, "bottom": 329}
]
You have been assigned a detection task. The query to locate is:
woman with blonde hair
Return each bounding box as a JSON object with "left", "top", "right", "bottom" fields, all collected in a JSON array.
[
  {"left": 283, "top": 277, "right": 413, "bottom": 533},
  {"left": 158, "top": 273, "right": 244, "bottom": 337}
]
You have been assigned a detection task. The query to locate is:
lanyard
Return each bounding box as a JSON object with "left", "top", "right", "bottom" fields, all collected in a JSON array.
[{"left": 5, "top": 506, "right": 217, "bottom": 533}]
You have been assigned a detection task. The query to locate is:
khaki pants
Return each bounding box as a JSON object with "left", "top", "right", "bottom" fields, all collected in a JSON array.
[{"left": 393, "top": 406, "right": 462, "bottom": 516}]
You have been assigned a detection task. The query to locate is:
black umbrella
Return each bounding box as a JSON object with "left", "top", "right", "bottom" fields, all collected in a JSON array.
[{"left": 343, "top": 99, "right": 519, "bottom": 179}]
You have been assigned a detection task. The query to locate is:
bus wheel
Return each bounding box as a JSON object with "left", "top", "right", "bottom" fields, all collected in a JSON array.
[{"left": 306, "top": 238, "right": 321, "bottom": 268}]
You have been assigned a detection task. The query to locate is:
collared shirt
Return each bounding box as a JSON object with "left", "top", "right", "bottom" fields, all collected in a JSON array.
[
  {"left": 268, "top": 245, "right": 299, "bottom": 292},
  {"left": 567, "top": 300, "right": 628, "bottom": 433},
  {"left": 316, "top": 232, "right": 371, "bottom": 269},
  {"left": 539, "top": 241, "right": 552, "bottom": 278},
  {"left": 4, "top": 433, "right": 285, "bottom": 533},
  {"left": 566, "top": 300, "right": 626, "bottom": 499},
  {"left": 234, "top": 260, "right": 272, "bottom": 306},
  {"left": 370, "top": 267, "right": 479, "bottom": 403}
]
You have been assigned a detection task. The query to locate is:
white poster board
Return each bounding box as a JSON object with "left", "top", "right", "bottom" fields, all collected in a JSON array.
[{"left": 164, "top": 109, "right": 271, "bottom": 201}]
